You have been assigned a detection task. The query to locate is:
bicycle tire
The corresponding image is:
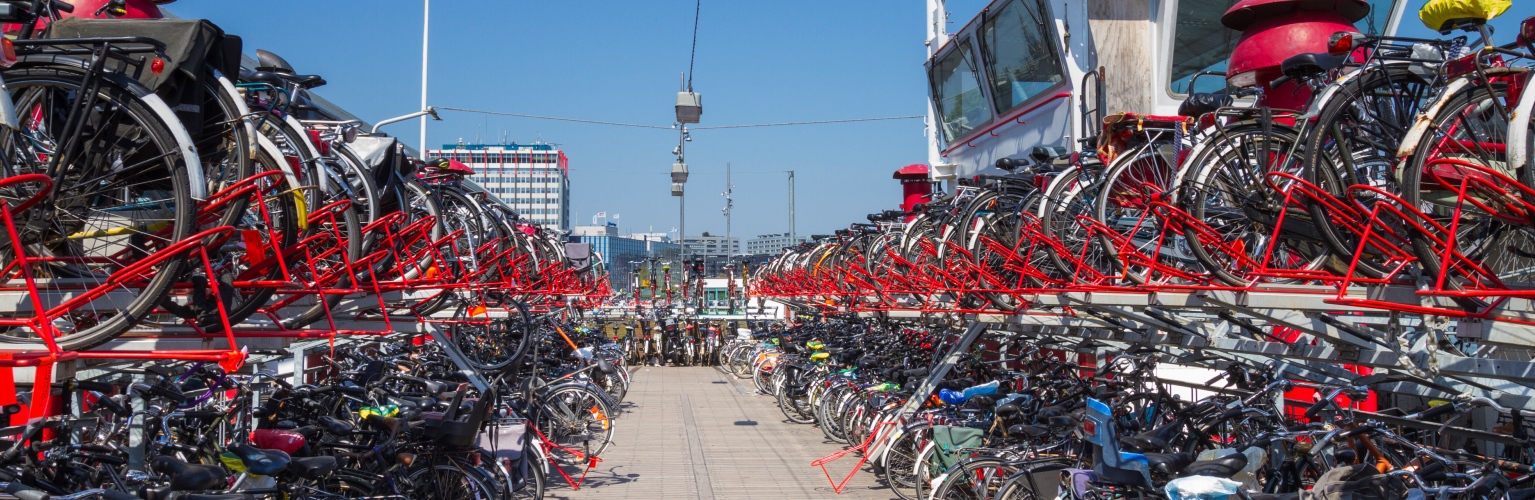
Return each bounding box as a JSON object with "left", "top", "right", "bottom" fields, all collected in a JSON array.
[{"left": 0, "top": 65, "right": 197, "bottom": 350}]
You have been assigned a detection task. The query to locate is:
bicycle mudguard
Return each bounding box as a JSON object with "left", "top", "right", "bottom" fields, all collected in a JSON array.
[
  {"left": 1397, "top": 77, "right": 1474, "bottom": 158},
  {"left": 254, "top": 133, "right": 309, "bottom": 229},
  {"left": 211, "top": 68, "right": 260, "bottom": 163},
  {"left": 0, "top": 74, "right": 17, "bottom": 133},
  {"left": 1507, "top": 72, "right": 1535, "bottom": 177}
]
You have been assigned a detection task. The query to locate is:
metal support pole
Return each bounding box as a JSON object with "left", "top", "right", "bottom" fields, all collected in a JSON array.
[
  {"left": 899, "top": 322, "right": 988, "bottom": 416},
  {"left": 788, "top": 170, "right": 795, "bottom": 244},
  {"left": 419, "top": 0, "right": 430, "bottom": 159}
]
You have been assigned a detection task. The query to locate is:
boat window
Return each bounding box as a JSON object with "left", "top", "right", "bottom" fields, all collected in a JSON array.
[
  {"left": 1358, "top": 0, "right": 1398, "bottom": 35},
  {"left": 1169, "top": 0, "right": 1241, "bottom": 95},
  {"left": 981, "top": 0, "right": 1065, "bottom": 114},
  {"left": 929, "top": 39, "right": 992, "bottom": 142}
]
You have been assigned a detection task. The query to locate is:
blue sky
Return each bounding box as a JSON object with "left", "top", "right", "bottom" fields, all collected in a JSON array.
[
  {"left": 168, "top": 0, "right": 1528, "bottom": 241},
  {"left": 169, "top": 0, "right": 929, "bottom": 242}
]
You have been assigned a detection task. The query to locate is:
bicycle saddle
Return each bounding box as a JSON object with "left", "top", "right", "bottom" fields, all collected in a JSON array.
[
  {"left": 1177, "top": 93, "right": 1233, "bottom": 118},
  {"left": 1127, "top": 417, "right": 1188, "bottom": 452},
  {"left": 319, "top": 417, "right": 354, "bottom": 435},
  {"left": 150, "top": 455, "right": 227, "bottom": 490},
  {"left": 255, "top": 49, "right": 295, "bottom": 74},
  {"left": 275, "top": 73, "right": 327, "bottom": 89},
  {"left": 226, "top": 443, "right": 292, "bottom": 476},
  {"left": 1141, "top": 451, "right": 1194, "bottom": 477},
  {"left": 181, "top": 495, "right": 255, "bottom": 500},
  {"left": 250, "top": 429, "right": 306, "bottom": 455},
  {"left": 288, "top": 456, "right": 339, "bottom": 480},
  {"left": 238, "top": 68, "right": 285, "bottom": 87},
  {"left": 1178, "top": 451, "right": 1248, "bottom": 478},
  {"left": 1281, "top": 52, "right": 1347, "bottom": 80}
]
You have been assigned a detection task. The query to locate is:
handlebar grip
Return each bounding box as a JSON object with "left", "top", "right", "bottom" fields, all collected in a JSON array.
[
  {"left": 1418, "top": 402, "right": 1457, "bottom": 420},
  {"left": 92, "top": 396, "right": 129, "bottom": 418},
  {"left": 72, "top": 380, "right": 114, "bottom": 393},
  {"left": 1303, "top": 398, "right": 1332, "bottom": 419},
  {"left": 3, "top": 483, "right": 47, "bottom": 500},
  {"left": 99, "top": 490, "right": 136, "bottom": 500},
  {"left": 1418, "top": 460, "right": 1448, "bottom": 482},
  {"left": 48, "top": 0, "right": 73, "bottom": 13}
]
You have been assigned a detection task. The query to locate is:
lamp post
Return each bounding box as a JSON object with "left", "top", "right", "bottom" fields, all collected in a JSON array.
[
  {"left": 674, "top": 78, "right": 701, "bottom": 311},
  {"left": 419, "top": 0, "right": 430, "bottom": 159}
]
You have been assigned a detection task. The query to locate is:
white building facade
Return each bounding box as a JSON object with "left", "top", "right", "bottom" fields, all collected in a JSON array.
[
  {"left": 746, "top": 232, "right": 807, "bottom": 256},
  {"left": 681, "top": 235, "right": 740, "bottom": 258},
  {"left": 428, "top": 142, "right": 571, "bottom": 229}
]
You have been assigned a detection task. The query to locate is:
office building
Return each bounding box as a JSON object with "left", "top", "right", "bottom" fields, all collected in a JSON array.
[
  {"left": 745, "top": 232, "right": 807, "bottom": 256},
  {"left": 428, "top": 142, "right": 571, "bottom": 229}
]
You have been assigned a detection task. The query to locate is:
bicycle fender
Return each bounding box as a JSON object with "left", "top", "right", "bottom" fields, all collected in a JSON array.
[
  {"left": 1298, "top": 61, "right": 1410, "bottom": 120},
  {"left": 137, "top": 93, "right": 206, "bottom": 200},
  {"left": 0, "top": 74, "right": 18, "bottom": 133},
  {"left": 255, "top": 133, "right": 309, "bottom": 230},
  {"left": 211, "top": 68, "right": 259, "bottom": 161},
  {"left": 1397, "top": 77, "right": 1474, "bottom": 158},
  {"left": 1035, "top": 166, "right": 1084, "bottom": 219},
  {"left": 1507, "top": 74, "right": 1535, "bottom": 177}
]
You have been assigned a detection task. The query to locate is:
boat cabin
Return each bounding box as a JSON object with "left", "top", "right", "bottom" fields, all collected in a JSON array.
[{"left": 922, "top": 0, "right": 1409, "bottom": 182}]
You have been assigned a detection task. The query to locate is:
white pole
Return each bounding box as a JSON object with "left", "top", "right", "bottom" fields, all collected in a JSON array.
[
  {"left": 419, "top": 0, "right": 430, "bottom": 159},
  {"left": 925, "top": 0, "right": 947, "bottom": 183}
]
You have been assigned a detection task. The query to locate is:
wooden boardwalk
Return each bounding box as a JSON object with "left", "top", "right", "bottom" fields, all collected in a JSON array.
[{"left": 547, "top": 366, "right": 896, "bottom": 500}]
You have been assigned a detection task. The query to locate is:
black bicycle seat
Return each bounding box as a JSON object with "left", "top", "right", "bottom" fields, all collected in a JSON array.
[
  {"left": 181, "top": 494, "right": 255, "bottom": 500},
  {"left": 276, "top": 73, "right": 326, "bottom": 89},
  {"left": 288, "top": 456, "right": 338, "bottom": 480},
  {"left": 1281, "top": 52, "right": 1347, "bottom": 80},
  {"left": 238, "top": 68, "right": 286, "bottom": 87},
  {"left": 150, "top": 455, "right": 227, "bottom": 491},
  {"left": 319, "top": 416, "right": 355, "bottom": 436},
  {"left": 1178, "top": 93, "right": 1234, "bottom": 118},
  {"left": 1179, "top": 451, "right": 1248, "bottom": 478},
  {"left": 1143, "top": 451, "right": 1194, "bottom": 477},
  {"left": 227, "top": 443, "right": 291, "bottom": 476},
  {"left": 255, "top": 49, "right": 295, "bottom": 74}
]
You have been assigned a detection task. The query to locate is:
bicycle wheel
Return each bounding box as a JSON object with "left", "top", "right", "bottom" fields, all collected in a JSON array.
[
  {"left": 1037, "top": 166, "right": 1113, "bottom": 284},
  {"left": 777, "top": 376, "right": 816, "bottom": 424},
  {"left": 1179, "top": 123, "right": 1328, "bottom": 285},
  {"left": 404, "top": 461, "right": 498, "bottom": 500},
  {"left": 448, "top": 296, "right": 531, "bottom": 371},
  {"left": 1094, "top": 141, "right": 1200, "bottom": 284},
  {"left": 0, "top": 65, "right": 197, "bottom": 350},
  {"left": 1303, "top": 65, "right": 1435, "bottom": 278},
  {"left": 885, "top": 423, "right": 932, "bottom": 500},
  {"left": 535, "top": 385, "right": 615, "bottom": 465},
  {"left": 1402, "top": 83, "right": 1535, "bottom": 293},
  {"left": 933, "top": 458, "right": 1021, "bottom": 500}
]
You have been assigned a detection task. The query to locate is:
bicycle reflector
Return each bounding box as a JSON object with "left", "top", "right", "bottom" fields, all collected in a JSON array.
[
  {"left": 307, "top": 129, "right": 330, "bottom": 156},
  {"left": 1327, "top": 32, "right": 1357, "bottom": 56},
  {"left": 1081, "top": 419, "right": 1096, "bottom": 436},
  {"left": 0, "top": 38, "right": 15, "bottom": 68}
]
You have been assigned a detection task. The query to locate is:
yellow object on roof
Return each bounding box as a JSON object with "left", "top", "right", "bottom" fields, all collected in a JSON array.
[{"left": 1419, "top": 0, "right": 1511, "bottom": 32}]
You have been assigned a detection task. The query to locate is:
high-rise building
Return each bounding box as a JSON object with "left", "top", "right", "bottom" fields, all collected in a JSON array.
[
  {"left": 427, "top": 142, "right": 571, "bottom": 229},
  {"left": 746, "top": 232, "right": 808, "bottom": 256}
]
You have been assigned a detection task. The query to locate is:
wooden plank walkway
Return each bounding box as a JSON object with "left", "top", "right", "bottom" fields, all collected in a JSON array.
[{"left": 547, "top": 366, "right": 896, "bottom": 500}]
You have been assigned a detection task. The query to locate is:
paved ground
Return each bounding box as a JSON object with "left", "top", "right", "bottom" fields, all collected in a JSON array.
[{"left": 547, "top": 366, "right": 896, "bottom": 500}]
